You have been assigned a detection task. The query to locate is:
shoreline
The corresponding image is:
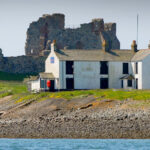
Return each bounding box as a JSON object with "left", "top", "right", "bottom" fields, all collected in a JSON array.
[{"left": 0, "top": 96, "right": 150, "bottom": 139}]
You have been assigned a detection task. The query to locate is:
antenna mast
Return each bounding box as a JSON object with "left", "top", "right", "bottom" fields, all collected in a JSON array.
[{"left": 137, "top": 14, "right": 139, "bottom": 46}]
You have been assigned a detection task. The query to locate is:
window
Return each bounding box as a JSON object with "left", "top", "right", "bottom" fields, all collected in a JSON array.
[
  {"left": 66, "top": 61, "right": 74, "bottom": 74},
  {"left": 128, "top": 80, "right": 132, "bottom": 87},
  {"left": 121, "top": 80, "right": 123, "bottom": 88},
  {"left": 50, "top": 57, "right": 54, "bottom": 63},
  {"left": 135, "top": 62, "right": 138, "bottom": 74},
  {"left": 136, "top": 79, "right": 138, "bottom": 89},
  {"left": 100, "top": 61, "right": 108, "bottom": 74},
  {"left": 123, "top": 63, "right": 129, "bottom": 74},
  {"left": 40, "top": 79, "right": 47, "bottom": 89}
]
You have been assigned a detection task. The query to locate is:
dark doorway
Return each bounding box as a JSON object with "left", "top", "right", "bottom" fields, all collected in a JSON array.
[
  {"left": 50, "top": 80, "right": 55, "bottom": 91},
  {"left": 128, "top": 80, "right": 132, "bottom": 87},
  {"left": 66, "top": 78, "right": 74, "bottom": 90},
  {"left": 40, "top": 79, "right": 55, "bottom": 91},
  {"left": 136, "top": 79, "right": 138, "bottom": 89},
  {"left": 100, "top": 78, "right": 108, "bottom": 89}
]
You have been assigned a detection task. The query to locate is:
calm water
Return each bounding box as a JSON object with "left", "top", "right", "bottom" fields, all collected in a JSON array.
[{"left": 0, "top": 139, "right": 150, "bottom": 150}]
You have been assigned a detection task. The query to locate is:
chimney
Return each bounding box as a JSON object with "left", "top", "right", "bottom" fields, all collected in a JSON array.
[
  {"left": 148, "top": 41, "right": 150, "bottom": 49},
  {"left": 51, "top": 40, "right": 57, "bottom": 52},
  {"left": 102, "top": 40, "right": 109, "bottom": 52},
  {"left": 131, "top": 40, "right": 138, "bottom": 53}
]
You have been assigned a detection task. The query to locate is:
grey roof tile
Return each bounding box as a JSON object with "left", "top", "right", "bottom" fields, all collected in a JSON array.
[
  {"left": 54, "top": 49, "right": 150, "bottom": 62},
  {"left": 131, "top": 49, "right": 150, "bottom": 61},
  {"left": 40, "top": 72, "right": 54, "bottom": 79}
]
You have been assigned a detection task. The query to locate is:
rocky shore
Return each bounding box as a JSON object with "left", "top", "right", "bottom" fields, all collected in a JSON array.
[{"left": 0, "top": 96, "right": 150, "bottom": 138}]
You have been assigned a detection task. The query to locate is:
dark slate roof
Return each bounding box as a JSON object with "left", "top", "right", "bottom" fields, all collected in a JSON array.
[
  {"left": 55, "top": 49, "right": 135, "bottom": 61},
  {"left": 40, "top": 72, "right": 54, "bottom": 79},
  {"left": 54, "top": 49, "right": 150, "bottom": 62}
]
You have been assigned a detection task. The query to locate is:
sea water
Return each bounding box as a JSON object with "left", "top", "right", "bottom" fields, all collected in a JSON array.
[{"left": 0, "top": 139, "right": 150, "bottom": 150}]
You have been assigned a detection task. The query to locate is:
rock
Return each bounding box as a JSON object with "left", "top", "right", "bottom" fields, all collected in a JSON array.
[
  {"left": 0, "top": 48, "right": 3, "bottom": 57},
  {"left": 79, "top": 104, "right": 93, "bottom": 110},
  {"left": 0, "top": 111, "right": 5, "bottom": 116},
  {"left": 25, "top": 13, "right": 120, "bottom": 56}
]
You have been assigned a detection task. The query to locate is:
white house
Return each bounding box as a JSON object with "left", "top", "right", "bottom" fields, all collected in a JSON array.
[{"left": 29, "top": 40, "right": 150, "bottom": 91}]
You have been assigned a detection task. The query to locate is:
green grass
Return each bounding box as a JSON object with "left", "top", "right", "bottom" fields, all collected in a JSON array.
[
  {"left": 0, "top": 81, "right": 28, "bottom": 99},
  {"left": 1, "top": 81, "right": 150, "bottom": 104},
  {"left": 15, "top": 89, "right": 150, "bottom": 103},
  {"left": 49, "top": 89, "right": 150, "bottom": 101}
]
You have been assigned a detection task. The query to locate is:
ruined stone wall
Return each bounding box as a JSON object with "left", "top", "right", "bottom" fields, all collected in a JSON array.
[
  {"left": 0, "top": 55, "right": 46, "bottom": 74},
  {"left": 25, "top": 13, "right": 65, "bottom": 55},
  {"left": 25, "top": 13, "right": 120, "bottom": 56}
]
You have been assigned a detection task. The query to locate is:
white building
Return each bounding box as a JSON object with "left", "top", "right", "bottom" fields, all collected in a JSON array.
[{"left": 30, "top": 40, "right": 150, "bottom": 91}]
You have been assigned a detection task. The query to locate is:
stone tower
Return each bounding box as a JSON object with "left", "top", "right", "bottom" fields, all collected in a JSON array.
[{"left": 25, "top": 13, "right": 120, "bottom": 56}]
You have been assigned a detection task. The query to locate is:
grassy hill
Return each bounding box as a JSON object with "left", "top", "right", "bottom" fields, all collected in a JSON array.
[{"left": 0, "top": 80, "right": 150, "bottom": 106}]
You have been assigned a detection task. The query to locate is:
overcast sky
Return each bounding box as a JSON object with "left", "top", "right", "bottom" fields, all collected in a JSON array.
[{"left": 0, "top": 0, "right": 150, "bottom": 56}]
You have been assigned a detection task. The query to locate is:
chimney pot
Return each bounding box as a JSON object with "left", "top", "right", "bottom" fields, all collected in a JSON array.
[
  {"left": 53, "top": 40, "right": 56, "bottom": 44},
  {"left": 51, "top": 40, "right": 57, "bottom": 52},
  {"left": 102, "top": 40, "right": 109, "bottom": 52},
  {"left": 131, "top": 40, "right": 138, "bottom": 53}
]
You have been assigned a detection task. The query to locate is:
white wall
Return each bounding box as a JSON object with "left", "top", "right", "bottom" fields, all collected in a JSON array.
[
  {"left": 109, "top": 62, "right": 133, "bottom": 89},
  {"left": 59, "top": 61, "right": 135, "bottom": 90},
  {"left": 142, "top": 55, "right": 150, "bottom": 89},
  {"left": 74, "top": 61, "right": 100, "bottom": 89},
  {"left": 109, "top": 62, "right": 122, "bottom": 89},
  {"left": 59, "top": 61, "right": 101, "bottom": 89},
  {"left": 31, "top": 79, "right": 40, "bottom": 91},
  {"left": 45, "top": 51, "right": 59, "bottom": 78},
  {"left": 45, "top": 51, "right": 60, "bottom": 89},
  {"left": 131, "top": 61, "right": 142, "bottom": 89}
]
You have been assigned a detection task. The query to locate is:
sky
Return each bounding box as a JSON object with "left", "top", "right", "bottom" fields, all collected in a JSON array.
[{"left": 0, "top": 0, "right": 150, "bottom": 56}]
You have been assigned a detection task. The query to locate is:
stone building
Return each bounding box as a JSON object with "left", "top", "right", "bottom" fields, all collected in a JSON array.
[
  {"left": 29, "top": 40, "right": 150, "bottom": 91},
  {"left": 25, "top": 13, "right": 120, "bottom": 56}
]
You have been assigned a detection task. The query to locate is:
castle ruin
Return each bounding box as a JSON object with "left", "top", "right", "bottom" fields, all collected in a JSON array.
[{"left": 25, "top": 13, "right": 120, "bottom": 56}]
